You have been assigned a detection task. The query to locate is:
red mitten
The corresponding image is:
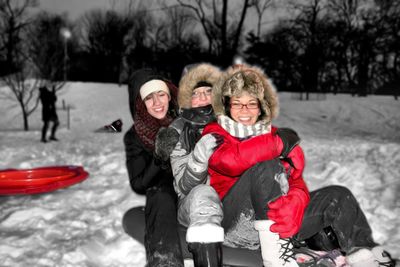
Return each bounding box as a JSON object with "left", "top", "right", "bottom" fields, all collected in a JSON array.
[{"left": 267, "top": 187, "right": 309, "bottom": 238}]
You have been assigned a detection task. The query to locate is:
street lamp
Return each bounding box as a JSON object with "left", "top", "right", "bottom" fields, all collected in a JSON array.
[{"left": 60, "top": 27, "right": 71, "bottom": 82}]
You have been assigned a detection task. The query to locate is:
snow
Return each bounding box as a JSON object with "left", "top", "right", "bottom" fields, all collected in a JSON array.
[{"left": 0, "top": 82, "right": 399, "bottom": 267}]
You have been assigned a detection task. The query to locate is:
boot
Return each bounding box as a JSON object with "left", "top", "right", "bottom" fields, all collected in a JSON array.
[
  {"left": 254, "top": 220, "right": 299, "bottom": 267},
  {"left": 346, "top": 248, "right": 379, "bottom": 267},
  {"left": 186, "top": 223, "right": 224, "bottom": 267},
  {"left": 294, "top": 247, "right": 342, "bottom": 267},
  {"left": 305, "top": 226, "right": 340, "bottom": 251},
  {"left": 371, "top": 246, "right": 396, "bottom": 267},
  {"left": 50, "top": 121, "right": 59, "bottom": 141},
  {"left": 346, "top": 246, "right": 395, "bottom": 267},
  {"left": 41, "top": 125, "right": 48, "bottom": 143},
  {"left": 188, "top": 242, "right": 222, "bottom": 267}
]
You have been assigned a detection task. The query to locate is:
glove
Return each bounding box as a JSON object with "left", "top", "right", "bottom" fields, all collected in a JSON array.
[
  {"left": 189, "top": 134, "right": 222, "bottom": 173},
  {"left": 275, "top": 128, "right": 300, "bottom": 158},
  {"left": 267, "top": 187, "right": 308, "bottom": 238},
  {"left": 179, "top": 134, "right": 222, "bottom": 195},
  {"left": 154, "top": 127, "right": 180, "bottom": 162}
]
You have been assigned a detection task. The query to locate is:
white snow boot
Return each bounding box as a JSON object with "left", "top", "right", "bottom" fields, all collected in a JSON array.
[
  {"left": 254, "top": 220, "right": 299, "bottom": 267},
  {"left": 371, "top": 246, "right": 395, "bottom": 266},
  {"left": 346, "top": 246, "right": 395, "bottom": 267},
  {"left": 346, "top": 248, "right": 378, "bottom": 267}
]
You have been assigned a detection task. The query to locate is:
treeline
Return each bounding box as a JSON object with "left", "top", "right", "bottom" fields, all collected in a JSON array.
[
  {"left": 245, "top": 1, "right": 400, "bottom": 97},
  {"left": 1, "top": 0, "right": 399, "bottom": 96}
]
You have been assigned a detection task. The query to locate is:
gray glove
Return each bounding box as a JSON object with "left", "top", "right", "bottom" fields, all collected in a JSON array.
[
  {"left": 179, "top": 134, "right": 222, "bottom": 195},
  {"left": 154, "top": 127, "right": 180, "bottom": 162},
  {"left": 189, "top": 134, "right": 220, "bottom": 173}
]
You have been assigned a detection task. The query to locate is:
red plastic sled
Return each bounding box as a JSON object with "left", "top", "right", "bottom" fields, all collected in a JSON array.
[{"left": 0, "top": 165, "right": 89, "bottom": 195}]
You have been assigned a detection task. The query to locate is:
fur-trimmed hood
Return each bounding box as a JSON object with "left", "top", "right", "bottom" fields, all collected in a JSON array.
[
  {"left": 178, "top": 63, "right": 222, "bottom": 109},
  {"left": 212, "top": 64, "right": 279, "bottom": 123}
]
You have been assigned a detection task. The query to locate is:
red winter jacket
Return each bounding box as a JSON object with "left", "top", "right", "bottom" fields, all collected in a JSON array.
[{"left": 202, "top": 122, "right": 309, "bottom": 201}]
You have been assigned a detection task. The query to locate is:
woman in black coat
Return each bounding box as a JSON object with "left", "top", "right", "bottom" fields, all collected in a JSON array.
[{"left": 122, "top": 68, "right": 183, "bottom": 266}]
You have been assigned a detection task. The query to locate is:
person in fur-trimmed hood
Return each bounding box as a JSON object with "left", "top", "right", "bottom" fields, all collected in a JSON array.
[
  {"left": 200, "top": 64, "right": 395, "bottom": 267},
  {"left": 121, "top": 68, "right": 184, "bottom": 267},
  {"left": 154, "top": 63, "right": 309, "bottom": 267},
  {"left": 154, "top": 63, "right": 225, "bottom": 267}
]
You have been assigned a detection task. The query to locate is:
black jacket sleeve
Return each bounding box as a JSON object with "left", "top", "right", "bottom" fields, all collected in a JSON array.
[{"left": 124, "top": 128, "right": 162, "bottom": 194}]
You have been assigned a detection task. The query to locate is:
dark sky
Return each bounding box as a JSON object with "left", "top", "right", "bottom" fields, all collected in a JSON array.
[
  {"left": 37, "top": 0, "right": 146, "bottom": 19},
  {"left": 38, "top": 0, "right": 283, "bottom": 29}
]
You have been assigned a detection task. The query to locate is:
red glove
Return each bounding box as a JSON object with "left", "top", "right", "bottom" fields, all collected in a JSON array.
[{"left": 267, "top": 187, "right": 309, "bottom": 238}]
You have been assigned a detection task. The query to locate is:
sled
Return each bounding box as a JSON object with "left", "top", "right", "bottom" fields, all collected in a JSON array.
[
  {"left": 94, "top": 119, "right": 123, "bottom": 133},
  {"left": 0, "top": 165, "right": 89, "bottom": 195},
  {"left": 123, "top": 206, "right": 263, "bottom": 267}
]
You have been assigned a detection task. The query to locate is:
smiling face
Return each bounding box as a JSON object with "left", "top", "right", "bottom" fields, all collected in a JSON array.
[
  {"left": 143, "top": 90, "right": 170, "bottom": 119},
  {"left": 229, "top": 91, "right": 260, "bottom": 126},
  {"left": 191, "top": 86, "right": 212, "bottom": 108}
]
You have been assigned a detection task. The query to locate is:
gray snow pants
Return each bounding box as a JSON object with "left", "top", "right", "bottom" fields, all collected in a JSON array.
[{"left": 177, "top": 184, "right": 223, "bottom": 228}]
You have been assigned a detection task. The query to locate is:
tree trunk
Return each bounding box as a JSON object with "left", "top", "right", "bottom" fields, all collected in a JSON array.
[{"left": 22, "top": 107, "right": 29, "bottom": 131}]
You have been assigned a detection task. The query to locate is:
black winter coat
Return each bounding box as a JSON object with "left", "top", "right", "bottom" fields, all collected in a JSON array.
[
  {"left": 124, "top": 68, "right": 178, "bottom": 194},
  {"left": 123, "top": 68, "right": 183, "bottom": 266},
  {"left": 39, "top": 87, "right": 58, "bottom": 122},
  {"left": 124, "top": 127, "right": 174, "bottom": 194}
]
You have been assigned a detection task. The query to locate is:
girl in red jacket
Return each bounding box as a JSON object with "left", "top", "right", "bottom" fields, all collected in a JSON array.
[{"left": 200, "top": 65, "right": 394, "bottom": 267}]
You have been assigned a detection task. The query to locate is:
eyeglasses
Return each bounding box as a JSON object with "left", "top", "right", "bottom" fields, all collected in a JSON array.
[
  {"left": 230, "top": 102, "right": 259, "bottom": 110},
  {"left": 192, "top": 88, "right": 212, "bottom": 98}
]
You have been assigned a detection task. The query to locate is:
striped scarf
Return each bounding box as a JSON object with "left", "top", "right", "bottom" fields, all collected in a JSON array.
[{"left": 217, "top": 115, "right": 271, "bottom": 139}]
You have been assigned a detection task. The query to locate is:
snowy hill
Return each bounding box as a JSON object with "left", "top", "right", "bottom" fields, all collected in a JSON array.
[{"left": 0, "top": 82, "right": 399, "bottom": 266}]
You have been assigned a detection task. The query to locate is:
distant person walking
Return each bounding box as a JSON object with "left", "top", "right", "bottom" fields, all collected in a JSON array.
[{"left": 39, "top": 86, "right": 59, "bottom": 142}]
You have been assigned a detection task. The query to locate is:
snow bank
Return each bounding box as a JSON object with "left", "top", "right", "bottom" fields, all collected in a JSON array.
[{"left": 0, "top": 83, "right": 398, "bottom": 266}]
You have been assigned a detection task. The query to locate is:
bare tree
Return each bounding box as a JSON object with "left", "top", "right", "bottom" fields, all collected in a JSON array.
[
  {"left": 78, "top": 9, "right": 135, "bottom": 82},
  {"left": 174, "top": 0, "right": 253, "bottom": 65},
  {"left": 0, "top": 0, "right": 38, "bottom": 76},
  {"left": 28, "top": 12, "right": 70, "bottom": 91},
  {"left": 373, "top": 0, "right": 400, "bottom": 99},
  {"left": 119, "top": 2, "right": 158, "bottom": 81},
  {"left": 0, "top": 0, "right": 42, "bottom": 130},
  {"left": 283, "top": 0, "right": 327, "bottom": 99},
  {"left": 327, "top": 0, "right": 372, "bottom": 96},
  {"left": 1, "top": 69, "right": 43, "bottom": 130},
  {"left": 250, "top": 0, "right": 274, "bottom": 38},
  {"left": 158, "top": 4, "right": 195, "bottom": 48}
]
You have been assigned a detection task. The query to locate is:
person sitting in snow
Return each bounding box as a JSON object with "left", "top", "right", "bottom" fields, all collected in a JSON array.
[
  {"left": 122, "top": 68, "right": 184, "bottom": 266},
  {"left": 198, "top": 64, "right": 395, "bottom": 267},
  {"left": 153, "top": 63, "right": 225, "bottom": 266},
  {"left": 153, "top": 63, "right": 305, "bottom": 267}
]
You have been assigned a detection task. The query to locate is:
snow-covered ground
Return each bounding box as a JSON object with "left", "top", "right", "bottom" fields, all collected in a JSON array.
[{"left": 0, "top": 82, "right": 399, "bottom": 267}]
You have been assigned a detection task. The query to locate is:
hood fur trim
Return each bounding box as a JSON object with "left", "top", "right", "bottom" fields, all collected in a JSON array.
[
  {"left": 212, "top": 64, "right": 279, "bottom": 123},
  {"left": 178, "top": 63, "right": 222, "bottom": 109}
]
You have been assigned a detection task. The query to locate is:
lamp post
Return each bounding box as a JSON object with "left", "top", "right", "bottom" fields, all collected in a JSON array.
[{"left": 60, "top": 28, "right": 71, "bottom": 82}]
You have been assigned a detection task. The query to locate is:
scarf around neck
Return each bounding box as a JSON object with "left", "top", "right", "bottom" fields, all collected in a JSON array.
[
  {"left": 180, "top": 104, "right": 216, "bottom": 152},
  {"left": 134, "top": 97, "right": 174, "bottom": 151},
  {"left": 217, "top": 115, "right": 271, "bottom": 139}
]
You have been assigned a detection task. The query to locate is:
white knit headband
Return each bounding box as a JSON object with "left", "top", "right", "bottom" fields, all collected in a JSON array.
[{"left": 139, "top": 79, "right": 170, "bottom": 100}]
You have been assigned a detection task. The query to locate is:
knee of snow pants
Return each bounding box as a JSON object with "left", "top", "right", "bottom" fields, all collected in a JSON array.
[
  {"left": 297, "top": 185, "right": 377, "bottom": 253},
  {"left": 222, "top": 159, "right": 284, "bottom": 229},
  {"left": 178, "top": 184, "right": 223, "bottom": 228},
  {"left": 221, "top": 160, "right": 285, "bottom": 249}
]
